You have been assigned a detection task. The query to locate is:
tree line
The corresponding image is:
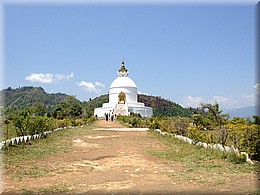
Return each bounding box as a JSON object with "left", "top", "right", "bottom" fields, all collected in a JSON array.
[{"left": 2, "top": 96, "right": 95, "bottom": 139}]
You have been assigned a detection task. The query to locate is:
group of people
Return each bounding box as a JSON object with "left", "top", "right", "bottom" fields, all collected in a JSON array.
[{"left": 105, "top": 112, "right": 116, "bottom": 121}]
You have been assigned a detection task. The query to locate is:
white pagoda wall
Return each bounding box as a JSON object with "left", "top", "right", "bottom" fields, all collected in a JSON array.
[
  {"left": 128, "top": 106, "right": 153, "bottom": 117},
  {"left": 109, "top": 87, "right": 137, "bottom": 103}
]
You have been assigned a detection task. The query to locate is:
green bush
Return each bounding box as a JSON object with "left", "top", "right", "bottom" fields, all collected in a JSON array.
[
  {"left": 148, "top": 118, "right": 161, "bottom": 129},
  {"left": 12, "top": 115, "right": 56, "bottom": 136},
  {"left": 117, "top": 114, "right": 147, "bottom": 128},
  {"left": 187, "top": 126, "right": 207, "bottom": 143},
  {"left": 227, "top": 120, "right": 260, "bottom": 161}
]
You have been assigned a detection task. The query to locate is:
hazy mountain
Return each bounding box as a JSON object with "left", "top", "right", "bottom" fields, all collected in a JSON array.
[{"left": 226, "top": 106, "right": 258, "bottom": 119}]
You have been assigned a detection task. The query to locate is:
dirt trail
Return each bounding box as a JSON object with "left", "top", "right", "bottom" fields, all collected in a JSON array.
[
  {"left": 2, "top": 119, "right": 257, "bottom": 194},
  {"left": 93, "top": 119, "right": 127, "bottom": 128}
]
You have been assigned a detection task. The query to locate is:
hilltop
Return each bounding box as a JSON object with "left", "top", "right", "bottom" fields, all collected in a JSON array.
[{"left": 0, "top": 86, "right": 68, "bottom": 113}]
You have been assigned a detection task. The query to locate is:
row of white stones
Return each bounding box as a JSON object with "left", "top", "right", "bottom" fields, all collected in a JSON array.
[
  {"left": 0, "top": 125, "right": 84, "bottom": 150},
  {"left": 154, "top": 129, "right": 254, "bottom": 164}
]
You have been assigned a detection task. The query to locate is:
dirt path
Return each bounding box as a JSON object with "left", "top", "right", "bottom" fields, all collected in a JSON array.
[
  {"left": 2, "top": 119, "right": 257, "bottom": 194},
  {"left": 93, "top": 119, "right": 128, "bottom": 128}
]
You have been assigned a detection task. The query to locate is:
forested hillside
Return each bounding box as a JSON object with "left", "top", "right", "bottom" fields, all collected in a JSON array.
[
  {"left": 83, "top": 94, "right": 109, "bottom": 114},
  {"left": 84, "top": 94, "right": 194, "bottom": 117},
  {"left": 138, "top": 94, "right": 195, "bottom": 117},
  {"left": 1, "top": 86, "right": 194, "bottom": 117},
  {"left": 0, "top": 86, "right": 68, "bottom": 113}
]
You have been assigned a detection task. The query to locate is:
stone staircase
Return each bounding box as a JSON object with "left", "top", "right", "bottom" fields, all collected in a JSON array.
[{"left": 115, "top": 103, "right": 128, "bottom": 116}]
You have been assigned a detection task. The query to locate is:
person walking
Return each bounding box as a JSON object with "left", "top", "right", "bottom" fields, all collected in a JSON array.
[{"left": 111, "top": 114, "right": 114, "bottom": 121}]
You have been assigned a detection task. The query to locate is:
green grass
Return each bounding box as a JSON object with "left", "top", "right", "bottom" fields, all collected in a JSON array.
[
  {"left": 1, "top": 122, "right": 18, "bottom": 141},
  {"left": 147, "top": 130, "right": 256, "bottom": 186},
  {"left": 3, "top": 124, "right": 96, "bottom": 180}
]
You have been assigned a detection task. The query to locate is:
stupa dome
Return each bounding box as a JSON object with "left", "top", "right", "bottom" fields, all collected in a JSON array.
[
  {"left": 110, "top": 76, "right": 137, "bottom": 89},
  {"left": 94, "top": 60, "right": 153, "bottom": 118}
]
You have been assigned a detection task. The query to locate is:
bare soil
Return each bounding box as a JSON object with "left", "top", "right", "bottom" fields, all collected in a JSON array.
[{"left": 2, "top": 120, "right": 258, "bottom": 194}]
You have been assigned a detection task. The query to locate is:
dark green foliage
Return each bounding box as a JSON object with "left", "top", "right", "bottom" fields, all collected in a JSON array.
[
  {"left": 52, "top": 96, "right": 83, "bottom": 119},
  {"left": 1, "top": 86, "right": 68, "bottom": 115},
  {"left": 193, "top": 103, "right": 229, "bottom": 130},
  {"left": 83, "top": 94, "right": 109, "bottom": 116},
  {"left": 253, "top": 115, "right": 260, "bottom": 125},
  {"left": 0, "top": 87, "right": 98, "bottom": 141},
  {"left": 12, "top": 108, "right": 56, "bottom": 136},
  {"left": 1, "top": 87, "right": 194, "bottom": 118},
  {"left": 117, "top": 113, "right": 149, "bottom": 128}
]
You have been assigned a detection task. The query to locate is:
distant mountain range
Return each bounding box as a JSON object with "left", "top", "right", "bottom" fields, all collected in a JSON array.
[{"left": 225, "top": 106, "right": 258, "bottom": 119}]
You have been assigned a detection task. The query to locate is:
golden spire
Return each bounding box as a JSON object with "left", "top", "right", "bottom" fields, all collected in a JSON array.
[
  {"left": 122, "top": 59, "right": 125, "bottom": 67},
  {"left": 120, "top": 59, "right": 127, "bottom": 71},
  {"left": 118, "top": 59, "right": 128, "bottom": 76}
]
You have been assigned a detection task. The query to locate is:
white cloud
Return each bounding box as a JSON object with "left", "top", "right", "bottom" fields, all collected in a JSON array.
[
  {"left": 55, "top": 72, "right": 74, "bottom": 81},
  {"left": 212, "top": 96, "right": 238, "bottom": 109},
  {"left": 77, "top": 81, "right": 105, "bottom": 94},
  {"left": 94, "top": 81, "right": 105, "bottom": 88},
  {"left": 181, "top": 83, "right": 260, "bottom": 109},
  {"left": 254, "top": 83, "right": 260, "bottom": 97},
  {"left": 25, "top": 73, "right": 54, "bottom": 83},
  {"left": 25, "top": 72, "right": 74, "bottom": 83},
  {"left": 182, "top": 96, "right": 204, "bottom": 108},
  {"left": 182, "top": 93, "right": 255, "bottom": 110},
  {"left": 137, "top": 91, "right": 149, "bottom": 95}
]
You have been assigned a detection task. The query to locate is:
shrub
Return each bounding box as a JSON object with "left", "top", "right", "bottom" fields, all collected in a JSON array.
[
  {"left": 12, "top": 115, "right": 56, "bottom": 136},
  {"left": 187, "top": 126, "right": 207, "bottom": 143},
  {"left": 148, "top": 118, "right": 161, "bottom": 129}
]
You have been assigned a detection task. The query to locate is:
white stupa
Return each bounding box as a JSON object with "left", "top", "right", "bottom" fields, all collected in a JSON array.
[{"left": 94, "top": 60, "right": 153, "bottom": 118}]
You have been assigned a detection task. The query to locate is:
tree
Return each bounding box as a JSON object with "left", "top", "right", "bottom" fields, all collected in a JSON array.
[
  {"left": 53, "top": 96, "right": 83, "bottom": 119},
  {"left": 192, "top": 103, "right": 230, "bottom": 145},
  {"left": 4, "top": 118, "right": 10, "bottom": 139},
  {"left": 12, "top": 107, "right": 56, "bottom": 136},
  {"left": 33, "top": 102, "right": 46, "bottom": 116}
]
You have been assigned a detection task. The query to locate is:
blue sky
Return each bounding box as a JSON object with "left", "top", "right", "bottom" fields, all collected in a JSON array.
[{"left": 2, "top": 1, "right": 259, "bottom": 110}]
